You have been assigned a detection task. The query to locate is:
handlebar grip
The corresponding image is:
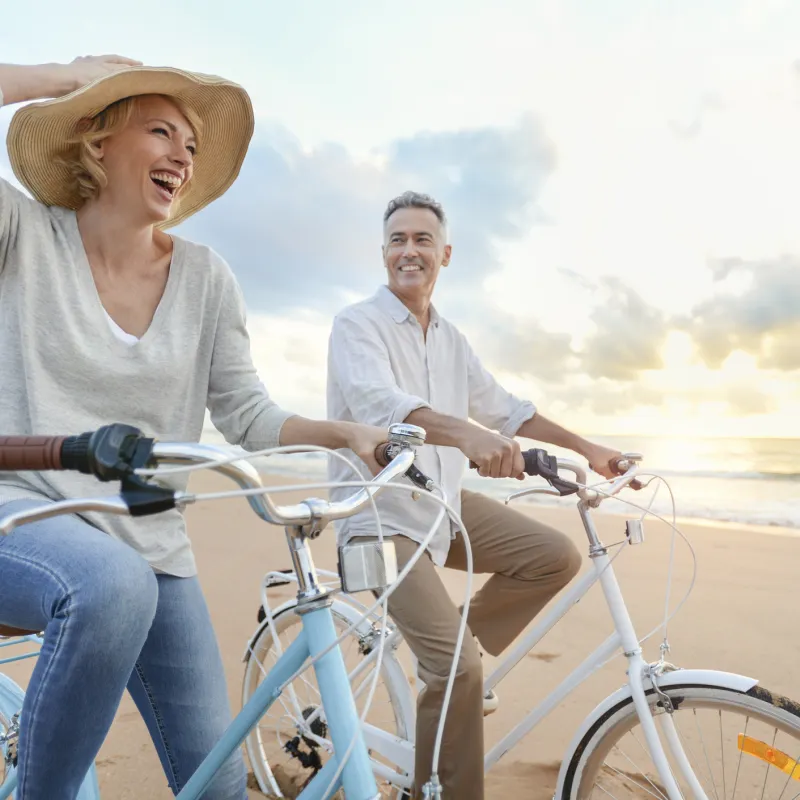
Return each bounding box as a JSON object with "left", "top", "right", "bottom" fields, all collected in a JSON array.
[
  {"left": 522, "top": 449, "right": 541, "bottom": 476},
  {"left": 0, "top": 435, "right": 67, "bottom": 471},
  {"left": 609, "top": 456, "right": 629, "bottom": 476},
  {"left": 375, "top": 443, "right": 393, "bottom": 468}
]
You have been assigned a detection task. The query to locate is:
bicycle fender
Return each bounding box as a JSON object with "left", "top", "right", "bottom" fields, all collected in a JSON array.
[
  {"left": 242, "top": 597, "right": 384, "bottom": 663},
  {"left": 554, "top": 668, "right": 759, "bottom": 799}
]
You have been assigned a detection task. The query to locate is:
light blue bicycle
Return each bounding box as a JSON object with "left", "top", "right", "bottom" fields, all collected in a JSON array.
[{"left": 0, "top": 422, "right": 428, "bottom": 799}]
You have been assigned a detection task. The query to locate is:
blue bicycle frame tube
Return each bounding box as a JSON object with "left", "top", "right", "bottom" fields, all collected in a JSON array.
[
  {"left": 176, "top": 603, "right": 378, "bottom": 800},
  {"left": 0, "top": 772, "right": 15, "bottom": 799},
  {"left": 0, "top": 636, "right": 40, "bottom": 668},
  {"left": 176, "top": 629, "right": 310, "bottom": 798},
  {"left": 298, "top": 604, "right": 379, "bottom": 800}
]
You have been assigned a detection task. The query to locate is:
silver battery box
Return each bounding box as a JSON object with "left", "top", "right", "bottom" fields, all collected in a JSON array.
[{"left": 338, "top": 540, "right": 398, "bottom": 594}]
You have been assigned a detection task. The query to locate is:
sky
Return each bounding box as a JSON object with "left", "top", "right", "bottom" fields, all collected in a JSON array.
[{"left": 2, "top": 0, "right": 800, "bottom": 439}]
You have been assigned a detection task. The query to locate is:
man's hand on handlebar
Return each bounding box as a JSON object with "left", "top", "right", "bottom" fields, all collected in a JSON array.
[
  {"left": 461, "top": 429, "right": 525, "bottom": 480},
  {"left": 581, "top": 443, "right": 627, "bottom": 480},
  {"left": 581, "top": 442, "right": 644, "bottom": 490}
]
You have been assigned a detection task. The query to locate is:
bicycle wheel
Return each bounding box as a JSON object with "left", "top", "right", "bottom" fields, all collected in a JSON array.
[
  {"left": 562, "top": 682, "right": 800, "bottom": 800},
  {"left": 242, "top": 601, "right": 414, "bottom": 799}
]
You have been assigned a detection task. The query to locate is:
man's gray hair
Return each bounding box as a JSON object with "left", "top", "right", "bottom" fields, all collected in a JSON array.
[{"left": 383, "top": 191, "right": 448, "bottom": 237}]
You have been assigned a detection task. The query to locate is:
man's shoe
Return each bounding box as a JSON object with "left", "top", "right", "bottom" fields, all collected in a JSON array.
[{"left": 483, "top": 688, "right": 499, "bottom": 716}]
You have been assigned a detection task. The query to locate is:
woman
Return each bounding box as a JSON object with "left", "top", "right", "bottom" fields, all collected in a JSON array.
[{"left": 0, "top": 56, "right": 387, "bottom": 799}]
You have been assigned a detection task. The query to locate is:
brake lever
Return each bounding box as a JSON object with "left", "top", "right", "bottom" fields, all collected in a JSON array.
[
  {"left": 524, "top": 449, "right": 579, "bottom": 496},
  {"left": 406, "top": 464, "right": 435, "bottom": 492},
  {"left": 374, "top": 431, "right": 435, "bottom": 493}
]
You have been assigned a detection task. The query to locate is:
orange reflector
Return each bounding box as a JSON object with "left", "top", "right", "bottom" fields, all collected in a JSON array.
[{"left": 738, "top": 734, "right": 800, "bottom": 781}]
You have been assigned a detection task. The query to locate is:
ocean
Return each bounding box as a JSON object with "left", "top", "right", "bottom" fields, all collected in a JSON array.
[{"left": 199, "top": 428, "right": 800, "bottom": 535}]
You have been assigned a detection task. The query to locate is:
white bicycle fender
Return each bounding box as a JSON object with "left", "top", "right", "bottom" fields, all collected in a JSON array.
[
  {"left": 241, "top": 596, "right": 384, "bottom": 663},
  {"left": 241, "top": 597, "right": 302, "bottom": 663},
  {"left": 554, "top": 668, "right": 759, "bottom": 798}
]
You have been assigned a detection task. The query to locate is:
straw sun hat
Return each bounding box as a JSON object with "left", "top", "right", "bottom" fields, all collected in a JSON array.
[{"left": 6, "top": 65, "right": 254, "bottom": 229}]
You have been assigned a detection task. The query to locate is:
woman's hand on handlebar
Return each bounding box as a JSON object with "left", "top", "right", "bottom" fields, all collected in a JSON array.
[{"left": 342, "top": 423, "right": 392, "bottom": 475}]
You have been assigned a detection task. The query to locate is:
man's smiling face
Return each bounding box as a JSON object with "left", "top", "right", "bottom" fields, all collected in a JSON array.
[{"left": 383, "top": 206, "right": 451, "bottom": 301}]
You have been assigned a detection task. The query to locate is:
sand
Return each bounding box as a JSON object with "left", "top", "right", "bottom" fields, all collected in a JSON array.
[{"left": 3, "top": 470, "right": 800, "bottom": 799}]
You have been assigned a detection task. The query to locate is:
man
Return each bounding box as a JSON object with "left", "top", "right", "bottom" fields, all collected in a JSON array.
[{"left": 326, "top": 191, "right": 627, "bottom": 798}]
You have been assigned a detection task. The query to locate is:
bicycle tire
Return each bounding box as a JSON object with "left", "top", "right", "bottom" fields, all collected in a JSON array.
[
  {"left": 242, "top": 601, "right": 414, "bottom": 799},
  {"left": 561, "top": 682, "right": 800, "bottom": 800}
]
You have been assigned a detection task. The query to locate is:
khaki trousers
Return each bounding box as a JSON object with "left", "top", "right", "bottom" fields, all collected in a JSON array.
[{"left": 355, "top": 489, "right": 582, "bottom": 799}]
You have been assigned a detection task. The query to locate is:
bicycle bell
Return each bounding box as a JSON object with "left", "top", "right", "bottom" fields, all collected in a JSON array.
[{"left": 387, "top": 423, "right": 426, "bottom": 448}]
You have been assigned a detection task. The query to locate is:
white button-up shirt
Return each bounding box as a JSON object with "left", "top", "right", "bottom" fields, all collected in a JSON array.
[{"left": 326, "top": 285, "right": 536, "bottom": 566}]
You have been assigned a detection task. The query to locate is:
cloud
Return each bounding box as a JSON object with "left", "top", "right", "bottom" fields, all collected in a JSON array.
[
  {"left": 581, "top": 279, "right": 669, "bottom": 380},
  {"left": 175, "top": 115, "right": 556, "bottom": 314},
  {"left": 545, "top": 379, "right": 664, "bottom": 417},
  {"left": 572, "top": 276, "right": 669, "bottom": 380},
  {"left": 461, "top": 271, "right": 671, "bottom": 387},
  {"left": 537, "top": 373, "right": 774, "bottom": 421},
  {"left": 686, "top": 256, "right": 800, "bottom": 369},
  {"left": 668, "top": 93, "right": 725, "bottom": 139},
  {"left": 475, "top": 317, "right": 576, "bottom": 382}
]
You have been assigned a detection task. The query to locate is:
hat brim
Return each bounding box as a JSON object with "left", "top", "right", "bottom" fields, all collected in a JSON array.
[{"left": 6, "top": 66, "right": 254, "bottom": 229}]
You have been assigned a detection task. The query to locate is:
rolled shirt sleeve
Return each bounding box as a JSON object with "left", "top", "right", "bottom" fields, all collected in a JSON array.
[{"left": 465, "top": 338, "right": 536, "bottom": 437}]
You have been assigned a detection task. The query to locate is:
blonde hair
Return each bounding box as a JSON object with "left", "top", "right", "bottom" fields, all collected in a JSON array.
[{"left": 60, "top": 94, "right": 203, "bottom": 202}]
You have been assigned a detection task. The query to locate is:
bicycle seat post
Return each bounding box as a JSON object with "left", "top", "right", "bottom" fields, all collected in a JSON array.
[{"left": 285, "top": 523, "right": 327, "bottom": 609}]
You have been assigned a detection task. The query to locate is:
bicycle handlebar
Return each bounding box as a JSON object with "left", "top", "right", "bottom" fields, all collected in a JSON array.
[
  {"left": 0, "top": 435, "right": 69, "bottom": 471},
  {"left": 506, "top": 451, "right": 642, "bottom": 506},
  {"left": 471, "top": 447, "right": 643, "bottom": 498},
  {"left": 0, "top": 423, "right": 430, "bottom": 536}
]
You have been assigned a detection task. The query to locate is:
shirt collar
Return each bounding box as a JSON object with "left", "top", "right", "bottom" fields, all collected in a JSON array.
[{"left": 375, "top": 285, "right": 440, "bottom": 326}]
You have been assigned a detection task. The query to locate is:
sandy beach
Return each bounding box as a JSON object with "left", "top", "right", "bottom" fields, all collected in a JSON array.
[{"left": 4, "top": 470, "right": 800, "bottom": 799}]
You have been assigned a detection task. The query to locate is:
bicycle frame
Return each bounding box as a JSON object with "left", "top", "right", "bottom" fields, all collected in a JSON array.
[
  {"left": 298, "top": 490, "right": 711, "bottom": 799},
  {"left": 0, "top": 429, "right": 430, "bottom": 800},
  {"left": 0, "top": 636, "right": 40, "bottom": 668}
]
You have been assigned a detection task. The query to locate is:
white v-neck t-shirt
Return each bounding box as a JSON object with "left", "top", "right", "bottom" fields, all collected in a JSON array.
[{"left": 102, "top": 308, "right": 140, "bottom": 346}]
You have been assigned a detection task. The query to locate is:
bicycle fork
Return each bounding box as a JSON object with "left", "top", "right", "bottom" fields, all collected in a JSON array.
[{"left": 585, "top": 506, "right": 705, "bottom": 800}]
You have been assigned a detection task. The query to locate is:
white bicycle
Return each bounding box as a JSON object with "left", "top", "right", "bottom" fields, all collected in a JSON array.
[{"left": 242, "top": 449, "right": 800, "bottom": 799}]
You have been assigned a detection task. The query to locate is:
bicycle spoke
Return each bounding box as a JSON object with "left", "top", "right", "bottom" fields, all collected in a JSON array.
[
  {"left": 731, "top": 716, "right": 749, "bottom": 800},
  {"left": 593, "top": 780, "right": 621, "bottom": 799},
  {"left": 760, "top": 729, "right": 780, "bottom": 800},
  {"left": 775, "top": 741, "right": 800, "bottom": 800},
  {"left": 674, "top": 710, "right": 711, "bottom": 797},
  {"left": 694, "top": 708, "right": 722, "bottom": 800},
  {"left": 602, "top": 761, "right": 669, "bottom": 800},
  {"left": 607, "top": 742, "right": 669, "bottom": 800},
  {"left": 719, "top": 710, "right": 727, "bottom": 800}
]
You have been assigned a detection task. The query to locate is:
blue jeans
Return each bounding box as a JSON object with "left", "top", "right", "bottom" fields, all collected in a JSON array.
[{"left": 0, "top": 499, "right": 247, "bottom": 800}]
